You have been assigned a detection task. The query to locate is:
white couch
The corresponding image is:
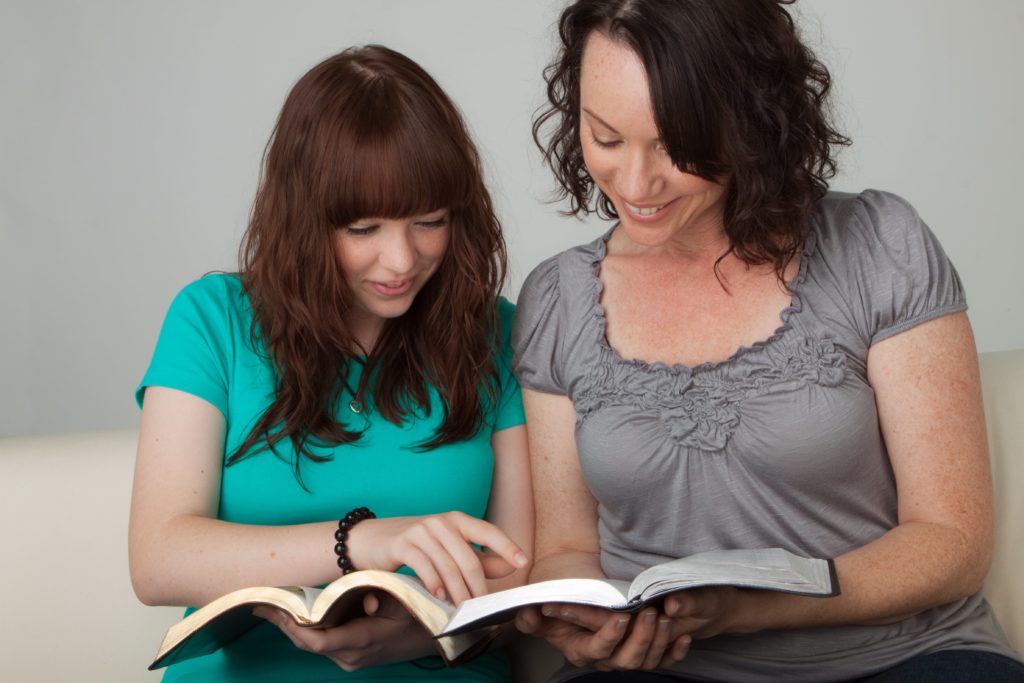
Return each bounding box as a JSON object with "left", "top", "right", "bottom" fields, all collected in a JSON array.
[{"left": 2, "top": 350, "right": 1021, "bottom": 682}]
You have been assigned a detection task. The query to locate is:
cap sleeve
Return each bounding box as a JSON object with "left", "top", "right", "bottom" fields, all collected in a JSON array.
[
  {"left": 136, "top": 275, "right": 238, "bottom": 416},
  {"left": 512, "top": 255, "right": 567, "bottom": 395},
  {"left": 839, "top": 190, "right": 967, "bottom": 346}
]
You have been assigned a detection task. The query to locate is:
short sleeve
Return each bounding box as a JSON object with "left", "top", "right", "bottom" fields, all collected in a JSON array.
[
  {"left": 838, "top": 191, "right": 967, "bottom": 346},
  {"left": 136, "top": 275, "right": 240, "bottom": 416},
  {"left": 512, "top": 255, "right": 566, "bottom": 394},
  {"left": 491, "top": 297, "right": 526, "bottom": 432}
]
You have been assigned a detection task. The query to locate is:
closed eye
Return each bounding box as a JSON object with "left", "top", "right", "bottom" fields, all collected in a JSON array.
[
  {"left": 342, "top": 224, "right": 378, "bottom": 236},
  {"left": 590, "top": 133, "right": 621, "bottom": 149},
  {"left": 415, "top": 215, "right": 448, "bottom": 229}
]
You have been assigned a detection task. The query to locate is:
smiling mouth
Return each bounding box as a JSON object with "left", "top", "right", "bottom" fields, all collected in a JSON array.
[
  {"left": 624, "top": 200, "right": 672, "bottom": 218},
  {"left": 371, "top": 280, "right": 413, "bottom": 296}
]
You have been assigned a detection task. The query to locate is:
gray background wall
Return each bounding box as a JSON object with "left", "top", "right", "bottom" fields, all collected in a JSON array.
[{"left": 2, "top": 0, "right": 1022, "bottom": 439}]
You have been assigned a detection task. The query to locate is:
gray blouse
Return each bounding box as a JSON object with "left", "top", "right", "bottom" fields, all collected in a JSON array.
[{"left": 512, "top": 190, "right": 1019, "bottom": 681}]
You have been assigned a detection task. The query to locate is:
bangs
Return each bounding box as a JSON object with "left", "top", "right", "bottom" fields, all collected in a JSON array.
[
  {"left": 319, "top": 84, "right": 475, "bottom": 227},
  {"left": 610, "top": 13, "right": 730, "bottom": 179}
]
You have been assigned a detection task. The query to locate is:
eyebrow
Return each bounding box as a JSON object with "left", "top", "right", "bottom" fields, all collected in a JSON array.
[{"left": 582, "top": 107, "right": 620, "bottom": 135}]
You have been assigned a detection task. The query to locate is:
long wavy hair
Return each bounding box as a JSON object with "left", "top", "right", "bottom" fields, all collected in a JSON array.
[
  {"left": 231, "top": 45, "right": 507, "bottom": 474},
  {"left": 535, "top": 0, "right": 850, "bottom": 280}
]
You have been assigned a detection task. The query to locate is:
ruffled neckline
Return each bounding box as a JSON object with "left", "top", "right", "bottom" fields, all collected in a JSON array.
[{"left": 585, "top": 223, "right": 818, "bottom": 376}]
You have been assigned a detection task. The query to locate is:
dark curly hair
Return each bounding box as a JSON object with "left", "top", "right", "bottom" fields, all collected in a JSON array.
[
  {"left": 534, "top": 0, "right": 850, "bottom": 280},
  {"left": 232, "top": 45, "right": 507, "bottom": 476}
]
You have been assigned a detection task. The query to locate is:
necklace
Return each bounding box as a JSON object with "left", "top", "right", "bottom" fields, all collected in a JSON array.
[
  {"left": 343, "top": 378, "right": 363, "bottom": 414},
  {"left": 343, "top": 358, "right": 366, "bottom": 414}
]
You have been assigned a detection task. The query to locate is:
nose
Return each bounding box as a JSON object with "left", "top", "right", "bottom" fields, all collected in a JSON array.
[
  {"left": 379, "top": 226, "right": 416, "bottom": 275},
  {"left": 617, "top": 148, "right": 660, "bottom": 203}
]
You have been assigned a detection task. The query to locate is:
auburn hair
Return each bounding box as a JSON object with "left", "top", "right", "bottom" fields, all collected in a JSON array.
[
  {"left": 535, "top": 0, "right": 850, "bottom": 281},
  {"left": 231, "top": 45, "right": 507, "bottom": 474}
]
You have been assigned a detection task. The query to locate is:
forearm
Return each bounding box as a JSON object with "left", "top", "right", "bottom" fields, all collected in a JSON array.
[
  {"left": 529, "top": 548, "right": 606, "bottom": 583},
  {"left": 730, "top": 520, "right": 990, "bottom": 635},
  {"left": 130, "top": 515, "right": 340, "bottom": 607}
]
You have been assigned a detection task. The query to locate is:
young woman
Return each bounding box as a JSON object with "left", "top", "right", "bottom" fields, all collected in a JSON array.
[
  {"left": 129, "top": 45, "right": 532, "bottom": 682},
  {"left": 513, "top": 0, "right": 1023, "bottom": 680}
]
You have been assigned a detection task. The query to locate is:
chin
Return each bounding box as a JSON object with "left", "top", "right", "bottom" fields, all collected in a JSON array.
[{"left": 616, "top": 220, "right": 679, "bottom": 248}]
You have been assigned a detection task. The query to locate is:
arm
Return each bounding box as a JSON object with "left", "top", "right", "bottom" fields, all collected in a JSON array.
[
  {"left": 129, "top": 386, "right": 341, "bottom": 607},
  {"left": 480, "top": 423, "right": 534, "bottom": 593},
  {"left": 129, "top": 386, "right": 528, "bottom": 608},
  {"left": 665, "top": 312, "right": 994, "bottom": 635},
  {"left": 515, "top": 389, "right": 688, "bottom": 669}
]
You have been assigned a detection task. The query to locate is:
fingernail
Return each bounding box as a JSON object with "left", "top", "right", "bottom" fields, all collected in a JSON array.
[
  {"left": 434, "top": 588, "right": 447, "bottom": 601},
  {"left": 616, "top": 617, "right": 630, "bottom": 629},
  {"left": 644, "top": 611, "right": 656, "bottom": 625},
  {"left": 658, "top": 618, "right": 670, "bottom": 631},
  {"left": 514, "top": 552, "right": 528, "bottom": 567},
  {"left": 542, "top": 606, "right": 557, "bottom": 618}
]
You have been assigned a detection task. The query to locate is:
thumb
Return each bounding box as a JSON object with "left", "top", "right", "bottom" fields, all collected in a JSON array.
[
  {"left": 514, "top": 606, "right": 541, "bottom": 634},
  {"left": 365, "top": 591, "right": 409, "bottom": 620},
  {"left": 362, "top": 591, "right": 381, "bottom": 616}
]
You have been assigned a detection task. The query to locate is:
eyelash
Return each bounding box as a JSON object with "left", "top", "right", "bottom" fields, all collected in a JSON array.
[
  {"left": 342, "top": 216, "right": 448, "bottom": 236},
  {"left": 416, "top": 217, "right": 448, "bottom": 229},
  {"left": 590, "top": 133, "right": 621, "bottom": 149}
]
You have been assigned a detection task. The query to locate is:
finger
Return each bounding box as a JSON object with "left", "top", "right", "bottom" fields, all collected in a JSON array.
[
  {"left": 255, "top": 608, "right": 317, "bottom": 652},
  {"left": 540, "top": 603, "right": 617, "bottom": 632},
  {"left": 607, "top": 608, "right": 658, "bottom": 670},
  {"left": 407, "top": 523, "right": 476, "bottom": 604},
  {"left": 452, "top": 513, "right": 529, "bottom": 573},
  {"left": 396, "top": 543, "right": 450, "bottom": 602},
  {"left": 362, "top": 591, "right": 380, "bottom": 616},
  {"left": 580, "top": 612, "right": 631, "bottom": 662},
  {"left": 664, "top": 592, "right": 691, "bottom": 617},
  {"left": 515, "top": 606, "right": 542, "bottom": 634},
  {"left": 365, "top": 592, "right": 413, "bottom": 621},
  {"left": 640, "top": 617, "right": 673, "bottom": 670},
  {"left": 478, "top": 551, "right": 517, "bottom": 579},
  {"left": 428, "top": 519, "right": 491, "bottom": 599},
  {"left": 659, "top": 634, "right": 692, "bottom": 668}
]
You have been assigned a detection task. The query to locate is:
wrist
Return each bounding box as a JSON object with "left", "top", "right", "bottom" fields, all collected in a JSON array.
[{"left": 333, "top": 507, "right": 376, "bottom": 574}]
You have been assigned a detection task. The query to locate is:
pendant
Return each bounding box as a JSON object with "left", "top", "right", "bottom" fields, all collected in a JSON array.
[{"left": 348, "top": 399, "right": 363, "bottom": 414}]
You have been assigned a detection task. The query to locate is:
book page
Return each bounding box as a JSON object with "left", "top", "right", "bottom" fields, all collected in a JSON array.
[
  {"left": 629, "top": 548, "right": 836, "bottom": 603},
  {"left": 311, "top": 571, "right": 484, "bottom": 663},
  {"left": 441, "top": 577, "right": 632, "bottom": 636},
  {"left": 151, "top": 585, "right": 312, "bottom": 669}
]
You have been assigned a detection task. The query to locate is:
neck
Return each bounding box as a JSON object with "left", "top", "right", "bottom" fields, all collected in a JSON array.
[
  {"left": 610, "top": 214, "right": 730, "bottom": 265},
  {"left": 344, "top": 310, "right": 383, "bottom": 355}
]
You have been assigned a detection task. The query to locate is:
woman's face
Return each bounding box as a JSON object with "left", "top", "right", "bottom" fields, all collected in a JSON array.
[
  {"left": 333, "top": 209, "right": 450, "bottom": 344},
  {"left": 579, "top": 31, "right": 727, "bottom": 247}
]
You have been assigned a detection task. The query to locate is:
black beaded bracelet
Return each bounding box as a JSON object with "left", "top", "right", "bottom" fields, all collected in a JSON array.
[{"left": 334, "top": 506, "right": 376, "bottom": 574}]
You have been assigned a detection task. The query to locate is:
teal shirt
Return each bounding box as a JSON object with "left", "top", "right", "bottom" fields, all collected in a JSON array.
[{"left": 138, "top": 274, "right": 524, "bottom": 683}]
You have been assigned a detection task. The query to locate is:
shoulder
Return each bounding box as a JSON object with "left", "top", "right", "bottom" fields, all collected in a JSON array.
[
  {"left": 160, "top": 273, "right": 254, "bottom": 350},
  {"left": 813, "top": 189, "right": 930, "bottom": 254},
  {"left": 518, "top": 232, "right": 608, "bottom": 310},
  {"left": 810, "top": 190, "right": 965, "bottom": 345},
  {"left": 173, "top": 272, "right": 246, "bottom": 308}
]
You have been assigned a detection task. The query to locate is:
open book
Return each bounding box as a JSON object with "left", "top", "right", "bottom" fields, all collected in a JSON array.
[
  {"left": 149, "top": 571, "right": 493, "bottom": 670},
  {"left": 441, "top": 547, "right": 838, "bottom": 636},
  {"left": 150, "top": 547, "right": 837, "bottom": 669}
]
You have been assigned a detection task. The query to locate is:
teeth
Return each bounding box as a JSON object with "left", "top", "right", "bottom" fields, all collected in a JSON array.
[{"left": 626, "top": 202, "right": 663, "bottom": 217}]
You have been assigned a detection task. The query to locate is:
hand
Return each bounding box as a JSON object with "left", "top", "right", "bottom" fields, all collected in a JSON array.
[
  {"left": 662, "top": 587, "right": 744, "bottom": 639},
  {"left": 350, "top": 512, "right": 529, "bottom": 605},
  {"left": 515, "top": 604, "right": 691, "bottom": 671},
  {"left": 254, "top": 592, "right": 435, "bottom": 671}
]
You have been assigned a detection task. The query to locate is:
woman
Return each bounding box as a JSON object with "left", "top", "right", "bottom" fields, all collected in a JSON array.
[
  {"left": 513, "top": 1, "right": 1022, "bottom": 680},
  {"left": 128, "top": 45, "right": 532, "bottom": 682}
]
